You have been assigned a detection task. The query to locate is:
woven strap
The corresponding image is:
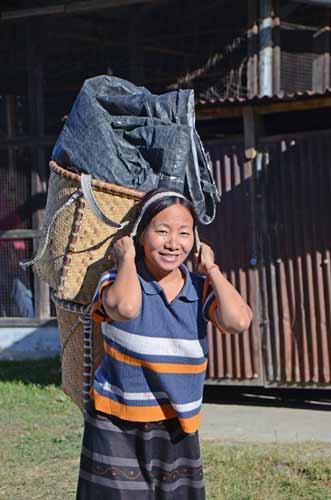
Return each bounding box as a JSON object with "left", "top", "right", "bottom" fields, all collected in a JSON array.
[
  {"left": 80, "top": 174, "right": 130, "bottom": 229},
  {"left": 20, "top": 190, "right": 83, "bottom": 269},
  {"left": 20, "top": 174, "right": 130, "bottom": 269},
  {"left": 80, "top": 306, "right": 93, "bottom": 414},
  {"left": 129, "top": 190, "right": 187, "bottom": 238}
]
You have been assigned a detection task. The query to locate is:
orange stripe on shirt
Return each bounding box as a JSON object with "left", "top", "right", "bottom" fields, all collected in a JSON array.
[
  {"left": 91, "top": 279, "right": 114, "bottom": 323},
  {"left": 178, "top": 412, "right": 202, "bottom": 434},
  {"left": 91, "top": 388, "right": 202, "bottom": 433},
  {"left": 103, "top": 342, "right": 208, "bottom": 374},
  {"left": 91, "top": 388, "right": 177, "bottom": 421}
]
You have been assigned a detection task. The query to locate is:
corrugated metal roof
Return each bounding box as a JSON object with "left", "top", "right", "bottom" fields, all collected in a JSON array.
[{"left": 196, "top": 89, "right": 331, "bottom": 107}]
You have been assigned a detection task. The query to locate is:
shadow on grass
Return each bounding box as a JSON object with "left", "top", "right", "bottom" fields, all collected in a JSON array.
[{"left": 0, "top": 357, "right": 61, "bottom": 386}]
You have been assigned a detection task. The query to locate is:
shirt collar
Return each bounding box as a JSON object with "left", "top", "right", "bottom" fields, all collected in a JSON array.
[{"left": 137, "top": 260, "right": 199, "bottom": 302}]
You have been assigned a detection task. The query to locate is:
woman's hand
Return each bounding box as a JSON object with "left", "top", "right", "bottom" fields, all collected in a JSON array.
[
  {"left": 194, "top": 243, "right": 252, "bottom": 333},
  {"left": 110, "top": 236, "right": 136, "bottom": 267},
  {"left": 104, "top": 236, "right": 141, "bottom": 321},
  {"left": 194, "top": 242, "right": 215, "bottom": 275}
]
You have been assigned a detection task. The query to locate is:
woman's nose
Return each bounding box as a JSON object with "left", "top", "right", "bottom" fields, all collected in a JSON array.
[{"left": 165, "top": 234, "right": 178, "bottom": 249}]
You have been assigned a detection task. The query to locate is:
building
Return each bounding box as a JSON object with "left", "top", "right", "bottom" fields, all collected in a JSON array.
[{"left": 0, "top": 0, "right": 330, "bottom": 386}]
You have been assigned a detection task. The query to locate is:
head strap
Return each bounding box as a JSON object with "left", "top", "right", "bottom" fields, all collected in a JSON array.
[
  {"left": 130, "top": 190, "right": 201, "bottom": 254},
  {"left": 130, "top": 191, "right": 188, "bottom": 238}
]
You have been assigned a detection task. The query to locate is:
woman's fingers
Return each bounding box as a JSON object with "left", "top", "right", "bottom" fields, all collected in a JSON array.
[
  {"left": 197, "top": 243, "right": 215, "bottom": 274},
  {"left": 200, "top": 243, "right": 214, "bottom": 264},
  {"left": 112, "top": 236, "right": 136, "bottom": 262}
]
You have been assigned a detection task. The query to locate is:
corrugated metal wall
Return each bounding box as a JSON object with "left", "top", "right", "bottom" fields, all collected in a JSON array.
[
  {"left": 203, "top": 140, "right": 262, "bottom": 384},
  {"left": 205, "top": 129, "right": 331, "bottom": 387},
  {"left": 258, "top": 131, "right": 331, "bottom": 386}
]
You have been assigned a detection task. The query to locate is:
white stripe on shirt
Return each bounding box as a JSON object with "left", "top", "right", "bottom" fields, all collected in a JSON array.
[
  {"left": 95, "top": 380, "right": 202, "bottom": 413},
  {"left": 102, "top": 323, "right": 204, "bottom": 359}
]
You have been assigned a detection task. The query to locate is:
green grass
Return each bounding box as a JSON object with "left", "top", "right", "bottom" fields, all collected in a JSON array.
[
  {"left": 202, "top": 442, "right": 331, "bottom": 500},
  {"left": 1, "top": 358, "right": 331, "bottom": 500}
]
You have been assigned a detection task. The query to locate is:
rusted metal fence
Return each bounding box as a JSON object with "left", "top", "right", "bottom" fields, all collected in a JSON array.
[{"left": 204, "top": 129, "right": 331, "bottom": 388}]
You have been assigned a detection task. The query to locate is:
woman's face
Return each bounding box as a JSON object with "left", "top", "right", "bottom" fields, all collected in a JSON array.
[{"left": 140, "top": 203, "right": 195, "bottom": 275}]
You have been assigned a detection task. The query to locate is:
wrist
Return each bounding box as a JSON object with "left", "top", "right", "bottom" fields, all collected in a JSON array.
[
  {"left": 117, "top": 253, "right": 136, "bottom": 267},
  {"left": 206, "top": 263, "right": 220, "bottom": 275}
]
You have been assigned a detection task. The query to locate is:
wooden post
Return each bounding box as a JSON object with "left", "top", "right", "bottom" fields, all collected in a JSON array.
[
  {"left": 272, "top": 0, "right": 281, "bottom": 95},
  {"left": 313, "top": 25, "right": 331, "bottom": 92},
  {"left": 242, "top": 105, "right": 264, "bottom": 381},
  {"left": 247, "top": 0, "right": 259, "bottom": 98},
  {"left": 243, "top": 106, "right": 263, "bottom": 161},
  {"left": 26, "top": 17, "right": 50, "bottom": 320},
  {"left": 259, "top": 0, "right": 274, "bottom": 96}
]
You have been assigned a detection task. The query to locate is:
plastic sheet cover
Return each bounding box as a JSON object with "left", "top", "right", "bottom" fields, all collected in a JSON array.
[{"left": 52, "top": 75, "right": 220, "bottom": 224}]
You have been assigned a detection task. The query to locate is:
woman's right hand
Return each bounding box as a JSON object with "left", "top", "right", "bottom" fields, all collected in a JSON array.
[
  {"left": 104, "top": 236, "right": 141, "bottom": 321},
  {"left": 111, "top": 236, "right": 136, "bottom": 266}
]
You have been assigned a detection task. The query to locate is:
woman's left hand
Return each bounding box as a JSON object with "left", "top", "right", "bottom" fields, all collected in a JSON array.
[{"left": 194, "top": 242, "right": 215, "bottom": 275}]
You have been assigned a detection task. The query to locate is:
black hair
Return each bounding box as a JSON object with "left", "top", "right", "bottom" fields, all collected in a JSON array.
[{"left": 134, "top": 188, "right": 197, "bottom": 261}]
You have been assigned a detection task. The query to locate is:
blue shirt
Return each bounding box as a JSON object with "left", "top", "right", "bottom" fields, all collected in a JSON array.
[{"left": 90, "top": 260, "right": 218, "bottom": 433}]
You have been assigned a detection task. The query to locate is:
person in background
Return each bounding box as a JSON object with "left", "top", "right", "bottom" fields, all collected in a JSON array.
[{"left": 0, "top": 175, "right": 33, "bottom": 317}]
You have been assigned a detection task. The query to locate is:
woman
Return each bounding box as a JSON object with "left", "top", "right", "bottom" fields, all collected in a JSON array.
[{"left": 76, "top": 188, "right": 252, "bottom": 499}]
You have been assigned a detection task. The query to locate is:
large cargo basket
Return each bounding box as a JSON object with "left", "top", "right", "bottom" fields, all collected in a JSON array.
[
  {"left": 26, "top": 161, "right": 144, "bottom": 409},
  {"left": 32, "top": 161, "right": 143, "bottom": 305}
]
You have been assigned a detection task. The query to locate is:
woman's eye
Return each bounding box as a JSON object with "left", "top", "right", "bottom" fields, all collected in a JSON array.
[
  {"left": 180, "top": 232, "right": 190, "bottom": 236},
  {"left": 157, "top": 230, "right": 167, "bottom": 234}
]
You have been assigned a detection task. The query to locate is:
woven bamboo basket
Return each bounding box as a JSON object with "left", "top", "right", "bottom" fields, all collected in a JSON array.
[
  {"left": 33, "top": 161, "right": 144, "bottom": 305},
  {"left": 27, "top": 162, "right": 144, "bottom": 409},
  {"left": 54, "top": 296, "right": 104, "bottom": 411}
]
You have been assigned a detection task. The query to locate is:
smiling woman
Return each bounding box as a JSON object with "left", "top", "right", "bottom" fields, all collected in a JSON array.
[
  {"left": 75, "top": 188, "right": 252, "bottom": 500},
  {"left": 140, "top": 203, "right": 194, "bottom": 279}
]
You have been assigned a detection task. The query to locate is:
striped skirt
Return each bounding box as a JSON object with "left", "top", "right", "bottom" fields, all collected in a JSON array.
[{"left": 76, "top": 402, "right": 205, "bottom": 500}]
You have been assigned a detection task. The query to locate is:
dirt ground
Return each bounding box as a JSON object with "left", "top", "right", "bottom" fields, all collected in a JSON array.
[{"left": 201, "top": 397, "right": 331, "bottom": 443}]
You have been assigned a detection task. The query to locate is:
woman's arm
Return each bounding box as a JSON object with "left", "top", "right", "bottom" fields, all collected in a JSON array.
[
  {"left": 102, "top": 236, "right": 142, "bottom": 321},
  {"left": 197, "top": 243, "right": 252, "bottom": 334}
]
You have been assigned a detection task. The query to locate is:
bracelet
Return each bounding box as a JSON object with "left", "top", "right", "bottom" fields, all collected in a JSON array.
[{"left": 206, "top": 264, "right": 219, "bottom": 274}]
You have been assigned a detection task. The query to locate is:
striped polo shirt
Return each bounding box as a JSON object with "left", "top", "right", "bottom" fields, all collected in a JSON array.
[{"left": 90, "top": 260, "right": 219, "bottom": 434}]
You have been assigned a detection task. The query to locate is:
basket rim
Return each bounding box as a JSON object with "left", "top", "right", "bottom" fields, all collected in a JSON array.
[{"left": 49, "top": 160, "right": 145, "bottom": 200}]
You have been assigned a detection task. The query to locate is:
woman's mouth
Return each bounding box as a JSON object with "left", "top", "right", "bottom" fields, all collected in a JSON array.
[{"left": 159, "top": 253, "right": 181, "bottom": 262}]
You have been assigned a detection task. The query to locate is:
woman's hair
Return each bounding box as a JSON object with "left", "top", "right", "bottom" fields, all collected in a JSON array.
[{"left": 133, "top": 188, "right": 197, "bottom": 261}]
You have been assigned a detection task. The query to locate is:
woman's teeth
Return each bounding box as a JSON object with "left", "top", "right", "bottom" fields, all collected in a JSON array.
[{"left": 160, "top": 254, "right": 179, "bottom": 261}]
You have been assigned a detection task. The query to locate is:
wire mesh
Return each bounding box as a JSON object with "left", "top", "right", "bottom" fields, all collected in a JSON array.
[
  {"left": 281, "top": 51, "right": 314, "bottom": 93},
  {"left": 0, "top": 147, "right": 35, "bottom": 317},
  {"left": 174, "top": 21, "right": 325, "bottom": 101},
  {"left": 0, "top": 148, "right": 32, "bottom": 229},
  {"left": 0, "top": 240, "right": 34, "bottom": 318},
  {"left": 168, "top": 34, "right": 249, "bottom": 100}
]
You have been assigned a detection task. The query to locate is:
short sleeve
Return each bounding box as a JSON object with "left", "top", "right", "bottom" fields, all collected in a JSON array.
[
  {"left": 90, "top": 270, "right": 117, "bottom": 322},
  {"left": 201, "top": 277, "right": 223, "bottom": 331}
]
